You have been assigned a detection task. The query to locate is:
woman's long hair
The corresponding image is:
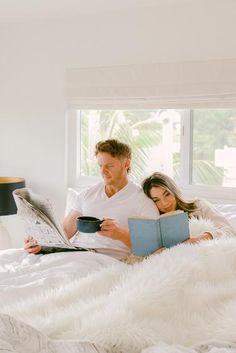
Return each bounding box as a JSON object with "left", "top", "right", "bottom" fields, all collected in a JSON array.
[{"left": 142, "top": 172, "right": 198, "bottom": 215}]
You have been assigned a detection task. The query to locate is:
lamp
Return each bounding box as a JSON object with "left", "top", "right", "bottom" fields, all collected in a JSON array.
[{"left": 0, "top": 177, "right": 25, "bottom": 250}]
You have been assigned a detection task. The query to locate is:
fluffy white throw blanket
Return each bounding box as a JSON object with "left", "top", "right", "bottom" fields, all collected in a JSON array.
[{"left": 3, "top": 219, "right": 236, "bottom": 353}]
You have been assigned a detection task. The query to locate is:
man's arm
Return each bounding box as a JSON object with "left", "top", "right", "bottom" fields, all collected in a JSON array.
[
  {"left": 64, "top": 211, "right": 131, "bottom": 247},
  {"left": 63, "top": 209, "right": 81, "bottom": 238},
  {"left": 99, "top": 219, "right": 131, "bottom": 248}
]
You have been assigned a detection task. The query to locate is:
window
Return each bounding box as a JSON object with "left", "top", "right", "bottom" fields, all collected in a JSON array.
[
  {"left": 67, "top": 108, "right": 236, "bottom": 201},
  {"left": 79, "top": 109, "right": 182, "bottom": 183},
  {"left": 191, "top": 109, "right": 236, "bottom": 187}
]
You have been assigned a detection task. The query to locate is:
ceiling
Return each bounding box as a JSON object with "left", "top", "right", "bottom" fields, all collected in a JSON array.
[{"left": 0, "top": 0, "right": 174, "bottom": 24}]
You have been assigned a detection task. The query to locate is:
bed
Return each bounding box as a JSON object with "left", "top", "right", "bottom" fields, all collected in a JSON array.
[{"left": 1, "top": 193, "right": 236, "bottom": 353}]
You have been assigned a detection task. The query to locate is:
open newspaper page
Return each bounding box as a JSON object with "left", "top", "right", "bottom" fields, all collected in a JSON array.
[
  {"left": 13, "top": 188, "right": 77, "bottom": 249},
  {"left": 13, "top": 188, "right": 128, "bottom": 259}
]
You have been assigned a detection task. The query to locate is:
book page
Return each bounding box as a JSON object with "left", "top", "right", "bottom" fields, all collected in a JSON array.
[
  {"left": 159, "top": 210, "right": 184, "bottom": 218},
  {"left": 129, "top": 210, "right": 184, "bottom": 221},
  {"left": 24, "top": 222, "right": 71, "bottom": 247},
  {"left": 128, "top": 214, "right": 153, "bottom": 219}
]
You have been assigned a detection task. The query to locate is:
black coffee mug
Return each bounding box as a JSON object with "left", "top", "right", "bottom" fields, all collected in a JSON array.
[{"left": 77, "top": 216, "right": 103, "bottom": 233}]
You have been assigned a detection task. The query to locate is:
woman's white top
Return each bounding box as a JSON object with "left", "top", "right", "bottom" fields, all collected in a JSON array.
[{"left": 191, "top": 198, "right": 236, "bottom": 238}]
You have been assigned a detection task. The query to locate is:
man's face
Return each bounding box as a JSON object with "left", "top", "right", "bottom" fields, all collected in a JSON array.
[{"left": 96, "top": 152, "right": 130, "bottom": 186}]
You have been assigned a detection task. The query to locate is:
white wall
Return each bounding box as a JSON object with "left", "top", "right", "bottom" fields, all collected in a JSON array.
[{"left": 1, "top": 1, "right": 236, "bottom": 246}]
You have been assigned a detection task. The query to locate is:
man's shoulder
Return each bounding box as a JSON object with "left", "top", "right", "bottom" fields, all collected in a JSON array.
[
  {"left": 126, "top": 181, "right": 142, "bottom": 192},
  {"left": 127, "top": 181, "right": 148, "bottom": 198},
  {"left": 126, "top": 181, "right": 159, "bottom": 216},
  {"left": 127, "top": 182, "right": 157, "bottom": 205},
  {"left": 82, "top": 181, "right": 104, "bottom": 198}
]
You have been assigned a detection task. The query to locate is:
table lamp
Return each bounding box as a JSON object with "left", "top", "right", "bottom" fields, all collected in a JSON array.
[{"left": 0, "top": 177, "right": 25, "bottom": 250}]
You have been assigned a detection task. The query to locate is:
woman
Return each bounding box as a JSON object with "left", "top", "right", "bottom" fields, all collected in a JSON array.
[{"left": 142, "top": 172, "right": 236, "bottom": 245}]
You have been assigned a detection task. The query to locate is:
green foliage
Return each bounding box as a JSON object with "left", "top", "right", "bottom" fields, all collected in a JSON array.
[
  {"left": 193, "top": 109, "right": 236, "bottom": 159},
  {"left": 80, "top": 110, "right": 162, "bottom": 183},
  {"left": 192, "top": 160, "right": 224, "bottom": 185},
  {"left": 79, "top": 109, "right": 236, "bottom": 187},
  {"left": 192, "top": 109, "right": 236, "bottom": 185}
]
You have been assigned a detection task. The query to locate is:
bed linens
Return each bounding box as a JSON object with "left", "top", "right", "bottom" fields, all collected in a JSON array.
[
  {"left": 2, "top": 239, "right": 236, "bottom": 353},
  {"left": 0, "top": 249, "right": 119, "bottom": 304},
  {"left": 1, "top": 208, "right": 236, "bottom": 353}
]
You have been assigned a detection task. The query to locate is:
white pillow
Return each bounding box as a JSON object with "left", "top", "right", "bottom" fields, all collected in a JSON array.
[
  {"left": 215, "top": 203, "right": 236, "bottom": 229},
  {"left": 65, "top": 188, "right": 80, "bottom": 216}
]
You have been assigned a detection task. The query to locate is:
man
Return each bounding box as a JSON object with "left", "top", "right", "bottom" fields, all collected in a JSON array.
[{"left": 24, "top": 139, "right": 159, "bottom": 259}]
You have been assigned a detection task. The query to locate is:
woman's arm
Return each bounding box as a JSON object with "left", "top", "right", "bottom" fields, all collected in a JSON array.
[
  {"left": 192, "top": 199, "right": 236, "bottom": 239},
  {"left": 186, "top": 232, "right": 213, "bottom": 244}
]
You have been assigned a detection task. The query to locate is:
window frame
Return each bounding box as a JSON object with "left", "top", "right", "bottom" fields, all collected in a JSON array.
[{"left": 66, "top": 108, "right": 236, "bottom": 203}]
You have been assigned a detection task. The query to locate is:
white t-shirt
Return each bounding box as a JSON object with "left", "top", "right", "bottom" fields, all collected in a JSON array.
[{"left": 71, "top": 181, "right": 159, "bottom": 259}]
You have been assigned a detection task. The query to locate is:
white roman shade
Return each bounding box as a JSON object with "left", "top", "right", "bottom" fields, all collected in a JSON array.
[{"left": 65, "top": 59, "right": 236, "bottom": 108}]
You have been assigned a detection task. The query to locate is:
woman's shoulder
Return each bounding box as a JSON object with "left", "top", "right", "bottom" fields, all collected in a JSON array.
[
  {"left": 192, "top": 197, "right": 216, "bottom": 212},
  {"left": 192, "top": 197, "right": 209, "bottom": 205},
  {"left": 193, "top": 197, "right": 202, "bottom": 204}
]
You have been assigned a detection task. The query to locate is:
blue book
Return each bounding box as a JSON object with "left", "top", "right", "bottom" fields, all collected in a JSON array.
[{"left": 128, "top": 211, "right": 189, "bottom": 256}]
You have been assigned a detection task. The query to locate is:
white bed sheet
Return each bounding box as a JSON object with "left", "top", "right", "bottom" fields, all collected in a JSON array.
[
  {"left": 0, "top": 249, "right": 118, "bottom": 305},
  {"left": 2, "top": 239, "right": 236, "bottom": 353},
  {"left": 0, "top": 249, "right": 119, "bottom": 352},
  {"left": 1, "top": 202, "right": 236, "bottom": 353}
]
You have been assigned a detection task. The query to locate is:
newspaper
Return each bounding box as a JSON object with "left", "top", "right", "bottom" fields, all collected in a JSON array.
[
  {"left": 13, "top": 188, "right": 129, "bottom": 259},
  {"left": 13, "top": 188, "right": 83, "bottom": 250}
]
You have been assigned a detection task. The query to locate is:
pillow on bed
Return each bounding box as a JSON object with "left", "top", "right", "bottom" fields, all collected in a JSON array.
[
  {"left": 215, "top": 203, "right": 236, "bottom": 229},
  {"left": 65, "top": 187, "right": 80, "bottom": 216}
]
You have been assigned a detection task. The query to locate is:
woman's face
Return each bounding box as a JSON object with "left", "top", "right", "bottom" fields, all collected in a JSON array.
[{"left": 149, "top": 186, "right": 177, "bottom": 213}]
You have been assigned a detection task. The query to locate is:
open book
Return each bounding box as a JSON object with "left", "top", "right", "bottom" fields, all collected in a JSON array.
[
  {"left": 128, "top": 210, "right": 189, "bottom": 256},
  {"left": 13, "top": 188, "right": 88, "bottom": 252}
]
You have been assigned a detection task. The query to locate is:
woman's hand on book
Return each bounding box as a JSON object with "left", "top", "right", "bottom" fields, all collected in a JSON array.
[
  {"left": 24, "top": 235, "right": 42, "bottom": 254},
  {"left": 185, "top": 232, "right": 213, "bottom": 244}
]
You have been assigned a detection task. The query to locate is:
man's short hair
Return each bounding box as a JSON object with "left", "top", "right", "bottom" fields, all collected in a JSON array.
[{"left": 95, "top": 139, "right": 132, "bottom": 160}]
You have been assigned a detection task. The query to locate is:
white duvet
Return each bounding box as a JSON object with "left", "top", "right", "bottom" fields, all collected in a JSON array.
[
  {"left": 0, "top": 249, "right": 119, "bottom": 352},
  {"left": 2, "top": 239, "right": 236, "bottom": 353},
  {"left": 0, "top": 249, "right": 118, "bottom": 304}
]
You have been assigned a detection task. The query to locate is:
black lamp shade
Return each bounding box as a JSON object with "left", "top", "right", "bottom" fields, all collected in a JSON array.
[{"left": 0, "top": 177, "right": 25, "bottom": 216}]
